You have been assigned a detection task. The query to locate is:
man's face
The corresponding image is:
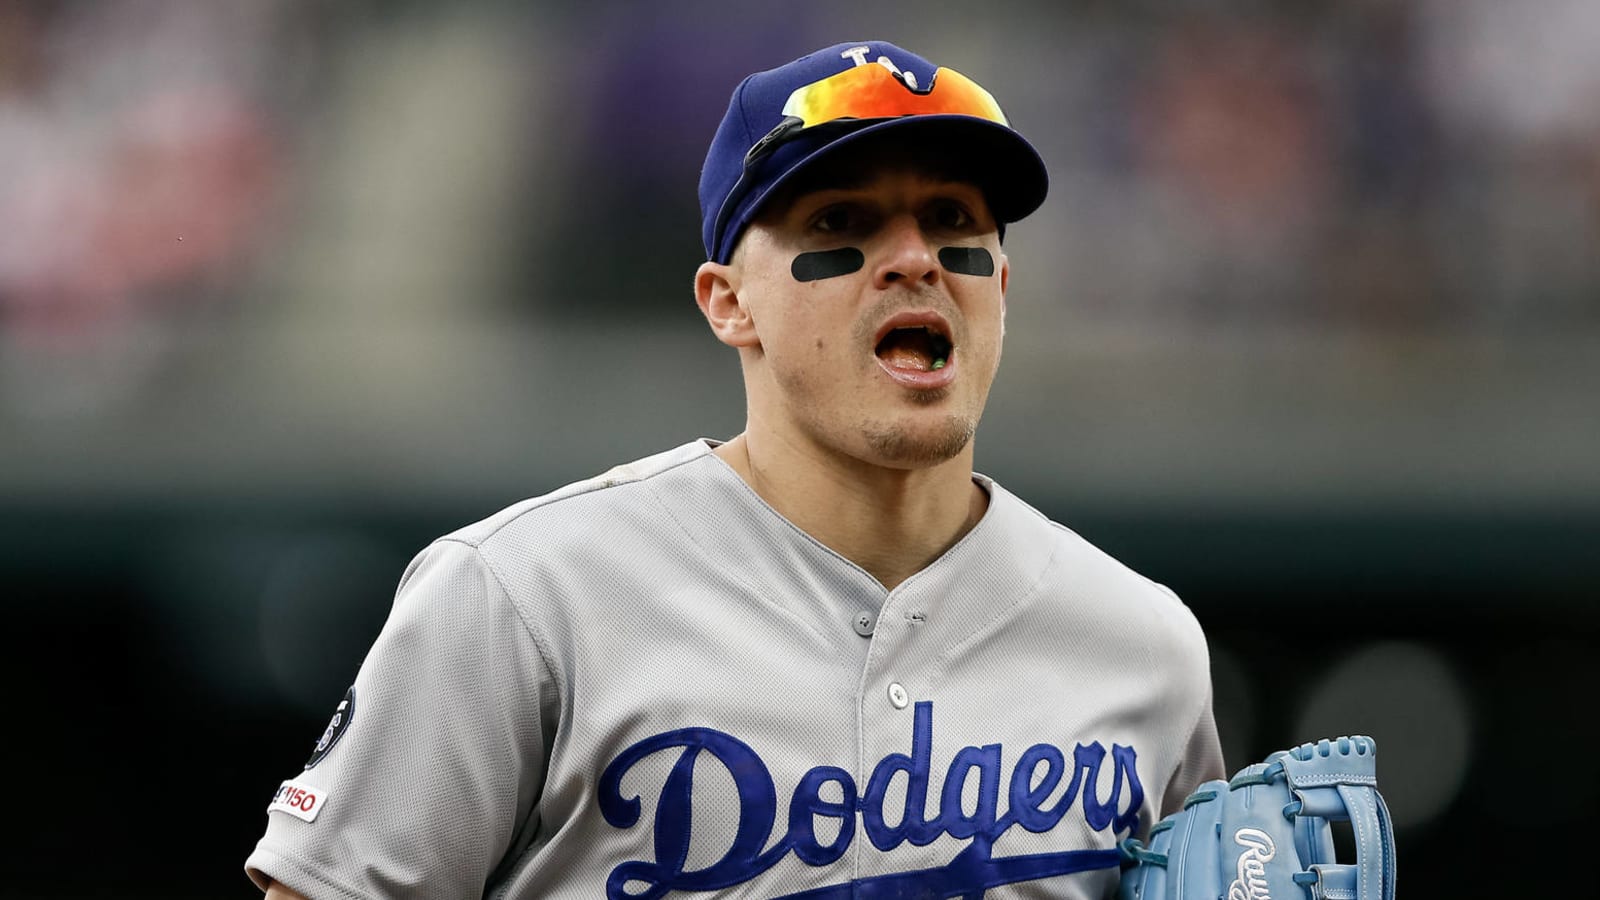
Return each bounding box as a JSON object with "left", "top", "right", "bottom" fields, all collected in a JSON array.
[{"left": 714, "top": 156, "right": 1011, "bottom": 470}]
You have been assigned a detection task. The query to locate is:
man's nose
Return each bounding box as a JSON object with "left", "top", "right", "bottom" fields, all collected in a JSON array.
[{"left": 872, "top": 214, "right": 940, "bottom": 289}]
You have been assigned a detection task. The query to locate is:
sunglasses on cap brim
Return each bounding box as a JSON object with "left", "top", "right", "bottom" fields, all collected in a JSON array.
[
  {"left": 712, "top": 63, "right": 1013, "bottom": 259},
  {"left": 745, "top": 63, "right": 1010, "bottom": 168}
]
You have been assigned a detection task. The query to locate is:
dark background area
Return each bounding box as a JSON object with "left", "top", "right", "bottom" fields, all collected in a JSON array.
[{"left": 3, "top": 0, "right": 1597, "bottom": 896}]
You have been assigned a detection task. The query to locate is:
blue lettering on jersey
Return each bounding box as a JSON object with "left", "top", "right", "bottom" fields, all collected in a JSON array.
[{"left": 597, "top": 702, "right": 1143, "bottom": 899}]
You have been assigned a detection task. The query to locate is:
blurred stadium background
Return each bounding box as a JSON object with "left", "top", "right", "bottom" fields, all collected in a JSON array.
[{"left": 1, "top": 0, "right": 1594, "bottom": 895}]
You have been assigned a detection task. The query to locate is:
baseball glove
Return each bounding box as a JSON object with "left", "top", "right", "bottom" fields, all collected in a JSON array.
[{"left": 1117, "top": 735, "right": 1395, "bottom": 900}]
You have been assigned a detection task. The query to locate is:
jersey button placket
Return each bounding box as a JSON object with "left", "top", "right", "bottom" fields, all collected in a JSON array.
[
  {"left": 886, "top": 682, "right": 909, "bottom": 709},
  {"left": 853, "top": 611, "right": 876, "bottom": 637},
  {"left": 866, "top": 590, "right": 917, "bottom": 712}
]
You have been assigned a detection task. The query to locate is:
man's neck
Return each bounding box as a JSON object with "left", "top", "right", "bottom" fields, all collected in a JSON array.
[{"left": 713, "top": 431, "right": 988, "bottom": 591}]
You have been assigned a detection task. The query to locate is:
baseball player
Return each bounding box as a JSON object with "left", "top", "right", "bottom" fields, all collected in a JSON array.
[{"left": 247, "top": 40, "right": 1225, "bottom": 899}]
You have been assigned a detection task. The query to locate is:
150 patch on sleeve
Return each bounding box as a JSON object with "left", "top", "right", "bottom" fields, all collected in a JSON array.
[{"left": 268, "top": 778, "right": 328, "bottom": 823}]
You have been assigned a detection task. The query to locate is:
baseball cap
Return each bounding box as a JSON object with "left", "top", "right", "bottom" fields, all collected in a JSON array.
[{"left": 699, "top": 41, "right": 1049, "bottom": 264}]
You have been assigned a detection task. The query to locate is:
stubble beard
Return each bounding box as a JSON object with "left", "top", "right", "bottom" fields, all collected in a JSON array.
[
  {"left": 769, "top": 302, "right": 993, "bottom": 468},
  {"left": 861, "top": 407, "right": 977, "bottom": 466},
  {"left": 848, "top": 301, "right": 984, "bottom": 466}
]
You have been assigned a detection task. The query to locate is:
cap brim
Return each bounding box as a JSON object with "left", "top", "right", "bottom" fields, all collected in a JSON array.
[{"left": 743, "top": 115, "right": 1049, "bottom": 233}]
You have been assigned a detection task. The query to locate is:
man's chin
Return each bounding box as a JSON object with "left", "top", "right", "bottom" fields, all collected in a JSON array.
[{"left": 862, "top": 416, "right": 976, "bottom": 468}]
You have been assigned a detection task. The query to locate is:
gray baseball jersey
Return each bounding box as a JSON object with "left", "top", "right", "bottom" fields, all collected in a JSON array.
[{"left": 246, "top": 439, "right": 1224, "bottom": 899}]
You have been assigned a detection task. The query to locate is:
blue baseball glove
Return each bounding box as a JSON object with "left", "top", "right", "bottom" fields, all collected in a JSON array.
[{"left": 1117, "top": 735, "right": 1396, "bottom": 900}]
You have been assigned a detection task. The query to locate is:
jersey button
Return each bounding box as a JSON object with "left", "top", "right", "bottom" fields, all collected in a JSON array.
[
  {"left": 887, "top": 682, "right": 910, "bottom": 709},
  {"left": 853, "top": 612, "right": 876, "bottom": 637}
]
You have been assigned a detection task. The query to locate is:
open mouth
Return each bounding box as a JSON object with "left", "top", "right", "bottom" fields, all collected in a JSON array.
[{"left": 875, "top": 324, "right": 954, "bottom": 372}]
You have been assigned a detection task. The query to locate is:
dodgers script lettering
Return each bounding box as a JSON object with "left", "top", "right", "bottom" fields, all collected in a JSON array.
[{"left": 597, "top": 702, "right": 1143, "bottom": 899}]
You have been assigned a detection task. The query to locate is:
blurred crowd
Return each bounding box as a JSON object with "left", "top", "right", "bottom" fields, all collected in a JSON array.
[
  {"left": 1, "top": 0, "right": 1597, "bottom": 407},
  {"left": 0, "top": 1, "right": 287, "bottom": 345},
  {"left": 1036, "top": 0, "right": 1600, "bottom": 332}
]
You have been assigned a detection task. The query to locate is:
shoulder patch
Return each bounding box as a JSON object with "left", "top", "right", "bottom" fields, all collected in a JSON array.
[{"left": 304, "top": 686, "right": 355, "bottom": 770}]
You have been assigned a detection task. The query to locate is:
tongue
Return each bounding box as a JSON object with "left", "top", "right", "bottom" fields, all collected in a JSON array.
[{"left": 877, "top": 330, "right": 935, "bottom": 371}]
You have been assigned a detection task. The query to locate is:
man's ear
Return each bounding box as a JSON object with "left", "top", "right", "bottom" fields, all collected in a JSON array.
[
  {"left": 695, "top": 261, "right": 760, "bottom": 348},
  {"left": 998, "top": 251, "right": 1010, "bottom": 334}
]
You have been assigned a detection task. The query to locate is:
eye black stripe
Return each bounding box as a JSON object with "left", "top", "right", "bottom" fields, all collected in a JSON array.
[
  {"left": 791, "top": 248, "right": 865, "bottom": 282},
  {"left": 938, "top": 246, "right": 994, "bottom": 277}
]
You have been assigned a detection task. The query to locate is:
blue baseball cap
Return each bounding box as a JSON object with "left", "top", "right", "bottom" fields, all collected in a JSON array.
[{"left": 699, "top": 41, "right": 1049, "bottom": 264}]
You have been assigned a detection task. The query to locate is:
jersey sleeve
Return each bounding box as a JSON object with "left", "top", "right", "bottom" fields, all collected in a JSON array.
[
  {"left": 1138, "top": 578, "right": 1229, "bottom": 819},
  {"left": 245, "top": 538, "right": 554, "bottom": 899},
  {"left": 1158, "top": 684, "right": 1226, "bottom": 817}
]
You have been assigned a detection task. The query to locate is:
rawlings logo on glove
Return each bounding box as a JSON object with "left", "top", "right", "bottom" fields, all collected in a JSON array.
[
  {"left": 1229, "top": 828, "right": 1275, "bottom": 900},
  {"left": 1119, "top": 735, "right": 1396, "bottom": 900}
]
